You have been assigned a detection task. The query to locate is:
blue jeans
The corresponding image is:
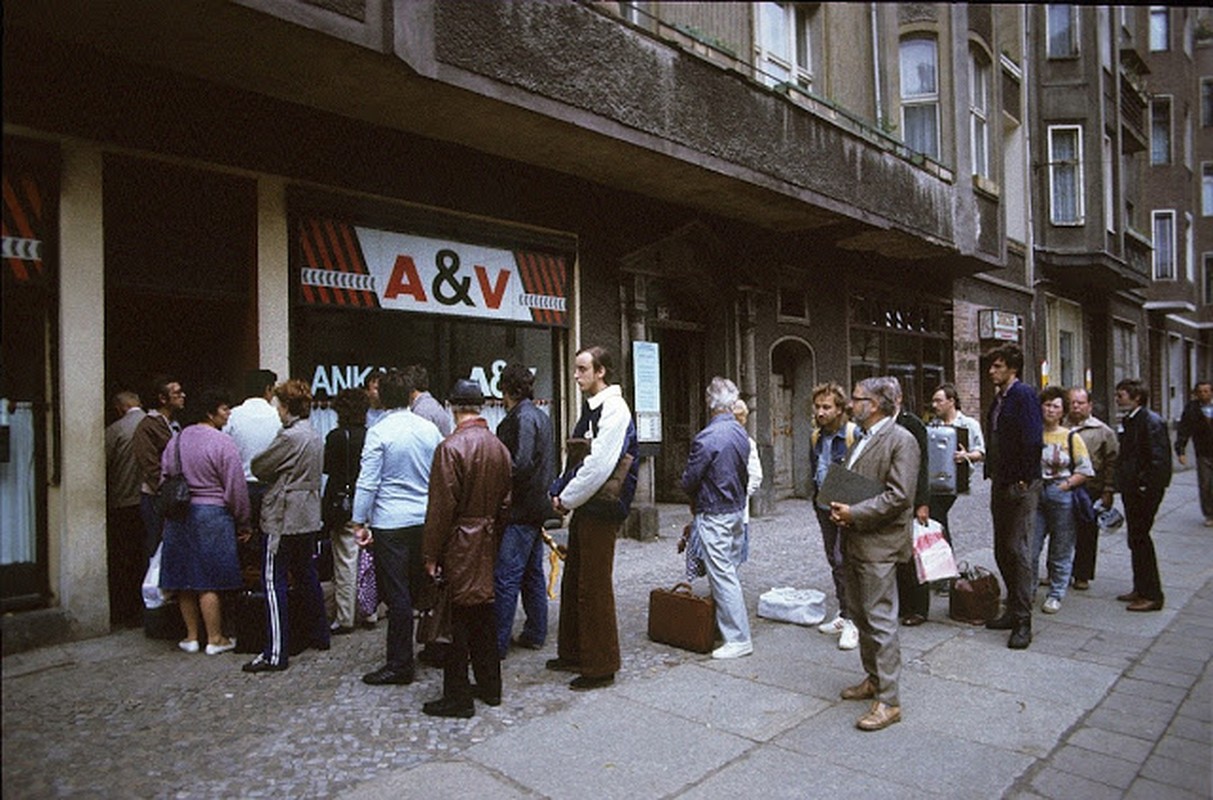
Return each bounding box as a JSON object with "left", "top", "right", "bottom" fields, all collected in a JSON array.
[
  {"left": 1032, "top": 481, "right": 1077, "bottom": 601},
  {"left": 494, "top": 523, "right": 548, "bottom": 657},
  {"left": 697, "top": 511, "right": 750, "bottom": 645}
]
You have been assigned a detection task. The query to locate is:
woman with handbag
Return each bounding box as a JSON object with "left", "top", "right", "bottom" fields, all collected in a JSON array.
[
  {"left": 1032, "top": 386, "right": 1094, "bottom": 615},
  {"left": 158, "top": 387, "right": 250, "bottom": 655},
  {"left": 324, "top": 388, "right": 368, "bottom": 634},
  {"left": 242, "top": 379, "right": 328, "bottom": 673}
]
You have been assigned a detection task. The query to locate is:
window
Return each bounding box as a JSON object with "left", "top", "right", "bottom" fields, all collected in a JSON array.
[
  {"left": 620, "top": 2, "right": 650, "bottom": 28},
  {"left": 1202, "top": 79, "right": 1213, "bottom": 128},
  {"left": 755, "top": 2, "right": 813, "bottom": 90},
  {"left": 1047, "top": 5, "right": 1077, "bottom": 58},
  {"left": 970, "top": 48, "right": 990, "bottom": 178},
  {"left": 1203, "top": 163, "right": 1213, "bottom": 216},
  {"left": 1049, "top": 126, "right": 1083, "bottom": 224},
  {"left": 1112, "top": 320, "right": 1138, "bottom": 386},
  {"left": 1104, "top": 135, "right": 1115, "bottom": 232},
  {"left": 1153, "top": 210, "right": 1176, "bottom": 280},
  {"left": 1098, "top": 7, "right": 1112, "bottom": 71},
  {"left": 778, "top": 287, "right": 809, "bottom": 320},
  {"left": 1204, "top": 254, "right": 1213, "bottom": 306},
  {"left": 1149, "top": 6, "right": 1169, "bottom": 52},
  {"left": 901, "top": 37, "right": 939, "bottom": 160},
  {"left": 1151, "top": 97, "right": 1172, "bottom": 165}
]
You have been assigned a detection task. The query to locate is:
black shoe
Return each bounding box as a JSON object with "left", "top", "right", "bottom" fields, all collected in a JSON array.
[
  {"left": 471, "top": 684, "right": 502, "bottom": 706},
  {"left": 512, "top": 636, "right": 543, "bottom": 650},
  {"left": 545, "top": 657, "right": 580, "bottom": 672},
  {"left": 330, "top": 625, "right": 355, "bottom": 636},
  {"left": 985, "top": 614, "right": 1014, "bottom": 631},
  {"left": 569, "top": 674, "right": 614, "bottom": 691},
  {"left": 362, "top": 665, "right": 415, "bottom": 685},
  {"left": 242, "top": 655, "right": 287, "bottom": 673},
  {"left": 422, "top": 697, "right": 474, "bottom": 718},
  {"left": 1007, "top": 623, "right": 1032, "bottom": 650}
]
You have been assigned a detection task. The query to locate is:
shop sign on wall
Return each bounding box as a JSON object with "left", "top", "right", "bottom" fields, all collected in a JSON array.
[{"left": 297, "top": 217, "right": 568, "bottom": 327}]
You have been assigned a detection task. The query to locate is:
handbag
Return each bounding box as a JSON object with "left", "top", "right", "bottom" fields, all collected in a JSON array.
[
  {"left": 1067, "top": 431, "right": 1097, "bottom": 525},
  {"left": 648, "top": 582, "right": 716, "bottom": 653},
  {"left": 757, "top": 586, "right": 826, "bottom": 626},
  {"left": 565, "top": 437, "right": 634, "bottom": 504},
  {"left": 356, "top": 546, "right": 379, "bottom": 619},
  {"left": 323, "top": 429, "right": 354, "bottom": 530},
  {"left": 912, "top": 518, "right": 960, "bottom": 584},
  {"left": 949, "top": 562, "right": 1001, "bottom": 625},
  {"left": 414, "top": 576, "right": 453, "bottom": 645},
  {"left": 155, "top": 436, "right": 191, "bottom": 521}
]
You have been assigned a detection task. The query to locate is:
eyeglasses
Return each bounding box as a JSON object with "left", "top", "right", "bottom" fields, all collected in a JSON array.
[{"left": 850, "top": 395, "right": 872, "bottom": 404}]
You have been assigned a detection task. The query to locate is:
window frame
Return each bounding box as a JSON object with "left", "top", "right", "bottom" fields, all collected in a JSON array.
[
  {"left": 1151, "top": 96, "right": 1172, "bottom": 166},
  {"left": 1202, "top": 78, "right": 1213, "bottom": 129},
  {"left": 1149, "top": 6, "right": 1169, "bottom": 52},
  {"left": 1048, "top": 124, "right": 1084, "bottom": 226},
  {"left": 754, "top": 2, "right": 814, "bottom": 90},
  {"left": 1104, "top": 134, "right": 1115, "bottom": 232},
  {"left": 1152, "top": 209, "right": 1176, "bottom": 281},
  {"left": 970, "top": 47, "right": 991, "bottom": 178},
  {"left": 1202, "top": 162, "right": 1213, "bottom": 217},
  {"left": 900, "top": 35, "right": 941, "bottom": 161},
  {"left": 1046, "top": 5, "right": 1078, "bottom": 59},
  {"left": 1204, "top": 252, "right": 1213, "bottom": 306}
]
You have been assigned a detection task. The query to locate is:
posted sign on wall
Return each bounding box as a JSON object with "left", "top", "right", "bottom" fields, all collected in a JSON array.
[{"left": 297, "top": 217, "right": 568, "bottom": 327}]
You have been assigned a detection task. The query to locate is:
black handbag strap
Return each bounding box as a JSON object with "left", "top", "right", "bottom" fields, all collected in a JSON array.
[{"left": 343, "top": 428, "right": 352, "bottom": 493}]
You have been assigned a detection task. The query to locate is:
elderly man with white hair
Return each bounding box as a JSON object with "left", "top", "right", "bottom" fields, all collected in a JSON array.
[{"left": 681, "top": 376, "right": 753, "bottom": 659}]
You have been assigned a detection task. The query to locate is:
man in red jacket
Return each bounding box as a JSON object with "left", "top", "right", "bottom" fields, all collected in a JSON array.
[{"left": 421, "top": 379, "right": 513, "bottom": 718}]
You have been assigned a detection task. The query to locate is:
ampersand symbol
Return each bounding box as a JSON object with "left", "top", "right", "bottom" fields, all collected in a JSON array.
[{"left": 432, "top": 249, "right": 473, "bottom": 306}]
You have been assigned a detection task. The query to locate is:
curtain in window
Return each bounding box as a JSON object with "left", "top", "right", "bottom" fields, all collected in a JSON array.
[
  {"left": 1052, "top": 131, "right": 1079, "bottom": 223},
  {"left": 1154, "top": 215, "right": 1174, "bottom": 279},
  {"left": 1152, "top": 100, "right": 1171, "bottom": 164},
  {"left": 0, "top": 402, "right": 36, "bottom": 565},
  {"left": 1047, "top": 5, "right": 1075, "bottom": 57}
]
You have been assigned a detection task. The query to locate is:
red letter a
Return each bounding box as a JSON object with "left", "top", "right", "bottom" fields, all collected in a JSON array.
[{"left": 384, "top": 256, "right": 428, "bottom": 302}]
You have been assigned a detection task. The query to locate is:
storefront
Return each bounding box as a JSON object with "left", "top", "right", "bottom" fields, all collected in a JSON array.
[{"left": 288, "top": 192, "right": 574, "bottom": 435}]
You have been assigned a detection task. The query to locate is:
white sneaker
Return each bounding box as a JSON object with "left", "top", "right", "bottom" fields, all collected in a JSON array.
[
  {"left": 817, "top": 613, "right": 845, "bottom": 635},
  {"left": 711, "top": 641, "right": 754, "bottom": 659},
  {"left": 838, "top": 620, "right": 859, "bottom": 651},
  {"left": 1042, "top": 597, "right": 1061, "bottom": 614}
]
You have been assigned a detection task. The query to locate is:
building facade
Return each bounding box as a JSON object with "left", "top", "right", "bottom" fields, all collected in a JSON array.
[{"left": 1, "top": 1, "right": 1206, "bottom": 651}]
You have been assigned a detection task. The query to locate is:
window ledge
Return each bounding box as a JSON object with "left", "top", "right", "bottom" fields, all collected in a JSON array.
[{"left": 973, "top": 175, "right": 1000, "bottom": 199}]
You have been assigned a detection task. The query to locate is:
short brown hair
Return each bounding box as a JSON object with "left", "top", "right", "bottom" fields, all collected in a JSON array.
[
  {"left": 577, "top": 345, "right": 615, "bottom": 385},
  {"left": 811, "top": 382, "right": 846, "bottom": 410},
  {"left": 273, "top": 379, "right": 312, "bottom": 418}
]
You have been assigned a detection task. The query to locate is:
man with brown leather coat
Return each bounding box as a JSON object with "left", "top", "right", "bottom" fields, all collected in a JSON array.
[{"left": 421, "top": 379, "right": 512, "bottom": 718}]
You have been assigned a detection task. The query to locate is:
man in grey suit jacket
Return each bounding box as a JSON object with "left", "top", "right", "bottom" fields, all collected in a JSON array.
[{"left": 829, "top": 376, "right": 920, "bottom": 732}]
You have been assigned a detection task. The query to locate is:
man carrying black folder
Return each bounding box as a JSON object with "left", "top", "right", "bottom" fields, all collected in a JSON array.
[{"left": 828, "top": 377, "right": 919, "bottom": 732}]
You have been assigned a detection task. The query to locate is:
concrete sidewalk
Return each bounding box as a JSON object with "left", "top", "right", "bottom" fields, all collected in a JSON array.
[{"left": 3, "top": 469, "right": 1209, "bottom": 798}]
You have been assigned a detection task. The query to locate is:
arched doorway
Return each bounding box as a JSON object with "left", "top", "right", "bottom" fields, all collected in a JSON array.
[{"left": 769, "top": 338, "right": 815, "bottom": 499}]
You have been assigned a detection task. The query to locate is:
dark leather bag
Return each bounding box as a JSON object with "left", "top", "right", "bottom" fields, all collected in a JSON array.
[
  {"left": 155, "top": 438, "right": 191, "bottom": 521},
  {"left": 949, "top": 562, "right": 1001, "bottom": 625},
  {"left": 648, "top": 582, "right": 716, "bottom": 653},
  {"left": 415, "top": 575, "right": 453, "bottom": 645}
]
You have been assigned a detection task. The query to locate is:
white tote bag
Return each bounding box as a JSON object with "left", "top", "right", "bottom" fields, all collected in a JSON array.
[
  {"left": 912, "top": 519, "right": 960, "bottom": 583},
  {"left": 141, "top": 543, "right": 168, "bottom": 610}
]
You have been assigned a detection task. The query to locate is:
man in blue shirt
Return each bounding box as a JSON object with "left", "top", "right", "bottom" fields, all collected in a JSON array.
[
  {"left": 351, "top": 369, "right": 443, "bottom": 685},
  {"left": 681, "top": 376, "right": 752, "bottom": 660},
  {"left": 983, "top": 344, "right": 1043, "bottom": 650}
]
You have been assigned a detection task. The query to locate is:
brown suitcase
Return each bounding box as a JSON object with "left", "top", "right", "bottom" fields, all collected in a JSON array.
[{"left": 648, "top": 582, "right": 716, "bottom": 653}]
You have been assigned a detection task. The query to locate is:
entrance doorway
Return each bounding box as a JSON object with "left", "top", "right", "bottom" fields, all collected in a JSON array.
[
  {"left": 769, "top": 338, "right": 815, "bottom": 499},
  {"left": 654, "top": 326, "right": 704, "bottom": 503}
]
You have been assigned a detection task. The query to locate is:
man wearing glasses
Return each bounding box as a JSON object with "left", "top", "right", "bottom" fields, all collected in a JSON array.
[{"left": 828, "top": 376, "right": 919, "bottom": 732}]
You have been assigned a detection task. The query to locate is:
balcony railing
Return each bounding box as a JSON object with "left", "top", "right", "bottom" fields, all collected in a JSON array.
[{"left": 1124, "top": 226, "right": 1153, "bottom": 281}]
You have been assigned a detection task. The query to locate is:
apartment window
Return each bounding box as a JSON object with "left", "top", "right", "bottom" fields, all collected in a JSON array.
[
  {"left": 1204, "top": 254, "right": 1213, "bottom": 306},
  {"left": 1151, "top": 97, "right": 1172, "bottom": 165},
  {"left": 970, "top": 48, "right": 990, "bottom": 178},
  {"left": 1104, "top": 135, "right": 1115, "bottom": 232},
  {"left": 1153, "top": 210, "right": 1175, "bottom": 280},
  {"left": 1202, "top": 78, "right": 1213, "bottom": 128},
  {"left": 901, "top": 37, "right": 940, "bottom": 160},
  {"left": 1203, "top": 163, "right": 1213, "bottom": 216},
  {"left": 756, "top": 2, "right": 813, "bottom": 90},
  {"left": 1098, "top": 7, "right": 1112, "bottom": 71},
  {"left": 620, "top": 2, "right": 650, "bottom": 28},
  {"left": 1112, "top": 320, "right": 1138, "bottom": 386},
  {"left": 1149, "top": 6, "right": 1169, "bottom": 52},
  {"left": 1047, "top": 5, "right": 1078, "bottom": 58},
  {"left": 1048, "top": 126, "right": 1083, "bottom": 225}
]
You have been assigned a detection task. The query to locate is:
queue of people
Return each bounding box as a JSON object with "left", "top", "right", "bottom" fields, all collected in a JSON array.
[{"left": 102, "top": 343, "right": 1199, "bottom": 730}]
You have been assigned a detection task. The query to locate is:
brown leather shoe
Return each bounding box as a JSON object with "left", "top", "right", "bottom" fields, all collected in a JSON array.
[
  {"left": 1071, "top": 579, "right": 1089, "bottom": 591},
  {"left": 840, "top": 677, "right": 877, "bottom": 701},
  {"left": 1126, "top": 598, "right": 1164, "bottom": 612},
  {"left": 1116, "top": 590, "right": 1142, "bottom": 602},
  {"left": 856, "top": 701, "right": 901, "bottom": 731}
]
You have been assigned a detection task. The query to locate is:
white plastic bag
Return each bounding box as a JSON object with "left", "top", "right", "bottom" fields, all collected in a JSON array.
[
  {"left": 142, "top": 543, "right": 167, "bottom": 610},
  {"left": 912, "top": 518, "right": 959, "bottom": 583},
  {"left": 757, "top": 586, "right": 826, "bottom": 626}
]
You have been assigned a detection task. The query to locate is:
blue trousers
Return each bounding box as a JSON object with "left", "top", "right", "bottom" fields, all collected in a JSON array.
[
  {"left": 494, "top": 523, "right": 549, "bottom": 657},
  {"left": 261, "top": 532, "right": 329, "bottom": 667}
]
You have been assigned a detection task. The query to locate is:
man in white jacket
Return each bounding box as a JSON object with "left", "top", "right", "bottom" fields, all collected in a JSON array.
[{"left": 548, "top": 346, "right": 639, "bottom": 691}]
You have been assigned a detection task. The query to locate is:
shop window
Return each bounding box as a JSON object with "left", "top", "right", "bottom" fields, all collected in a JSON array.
[
  {"left": 849, "top": 293, "right": 951, "bottom": 416},
  {"left": 900, "top": 36, "right": 940, "bottom": 160},
  {"left": 1048, "top": 125, "right": 1083, "bottom": 225},
  {"left": 755, "top": 2, "right": 815, "bottom": 90},
  {"left": 970, "top": 47, "right": 991, "bottom": 179},
  {"left": 1152, "top": 210, "right": 1176, "bottom": 280},
  {"left": 1151, "top": 97, "right": 1172, "bottom": 166},
  {"left": 1047, "top": 5, "right": 1078, "bottom": 59},
  {"left": 1149, "top": 6, "right": 1169, "bottom": 52}
]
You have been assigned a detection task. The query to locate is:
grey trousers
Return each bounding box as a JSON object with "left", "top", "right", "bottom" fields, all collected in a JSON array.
[{"left": 845, "top": 558, "right": 901, "bottom": 706}]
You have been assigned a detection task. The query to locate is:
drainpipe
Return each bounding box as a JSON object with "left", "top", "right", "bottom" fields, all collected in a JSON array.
[{"left": 871, "top": 3, "right": 883, "bottom": 127}]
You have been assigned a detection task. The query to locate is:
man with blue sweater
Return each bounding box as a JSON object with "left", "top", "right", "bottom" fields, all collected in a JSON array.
[
  {"left": 681, "top": 377, "right": 753, "bottom": 660},
  {"left": 983, "top": 344, "right": 1043, "bottom": 649}
]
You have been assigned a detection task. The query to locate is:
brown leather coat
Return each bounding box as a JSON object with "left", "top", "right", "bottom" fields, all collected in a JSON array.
[{"left": 422, "top": 417, "right": 512, "bottom": 606}]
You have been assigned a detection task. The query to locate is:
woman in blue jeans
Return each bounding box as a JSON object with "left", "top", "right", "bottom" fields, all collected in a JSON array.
[{"left": 1032, "top": 386, "right": 1094, "bottom": 616}]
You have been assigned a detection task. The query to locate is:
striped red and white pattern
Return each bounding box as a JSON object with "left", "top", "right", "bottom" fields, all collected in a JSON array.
[
  {"left": 2, "top": 171, "right": 45, "bottom": 284},
  {"left": 514, "top": 250, "right": 567, "bottom": 326},
  {"left": 298, "top": 217, "right": 379, "bottom": 308}
]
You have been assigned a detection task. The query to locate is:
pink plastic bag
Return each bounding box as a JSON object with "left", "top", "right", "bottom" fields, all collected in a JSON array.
[
  {"left": 356, "top": 546, "right": 379, "bottom": 619},
  {"left": 913, "top": 519, "right": 959, "bottom": 584}
]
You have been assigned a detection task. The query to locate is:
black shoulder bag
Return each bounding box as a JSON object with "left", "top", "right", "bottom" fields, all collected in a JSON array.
[{"left": 155, "top": 434, "right": 191, "bottom": 521}]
